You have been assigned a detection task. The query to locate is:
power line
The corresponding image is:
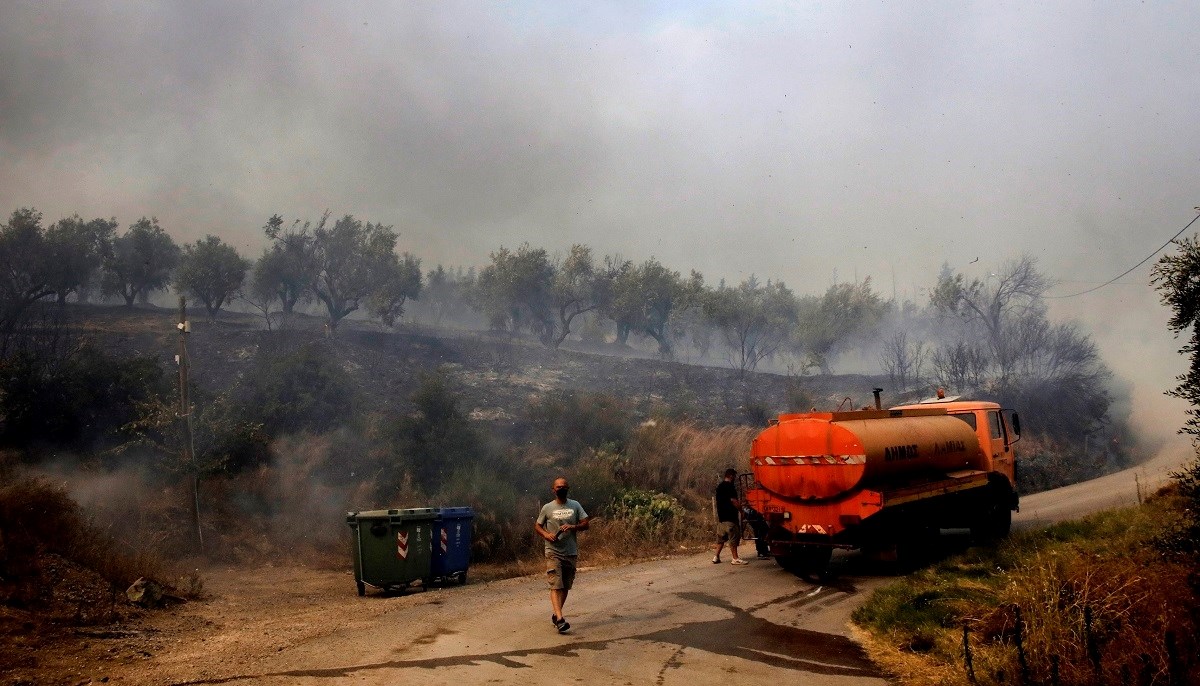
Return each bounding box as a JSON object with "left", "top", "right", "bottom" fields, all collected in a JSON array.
[{"left": 1046, "top": 211, "right": 1200, "bottom": 299}]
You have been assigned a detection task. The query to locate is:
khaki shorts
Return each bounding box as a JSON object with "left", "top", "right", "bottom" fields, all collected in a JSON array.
[
  {"left": 545, "top": 553, "right": 578, "bottom": 591},
  {"left": 716, "top": 520, "right": 741, "bottom": 545}
]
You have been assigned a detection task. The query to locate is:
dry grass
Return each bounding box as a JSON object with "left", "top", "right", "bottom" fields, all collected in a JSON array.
[
  {"left": 625, "top": 421, "right": 758, "bottom": 510},
  {"left": 585, "top": 511, "right": 713, "bottom": 561},
  {"left": 853, "top": 495, "right": 1200, "bottom": 685},
  {"left": 0, "top": 473, "right": 208, "bottom": 635}
]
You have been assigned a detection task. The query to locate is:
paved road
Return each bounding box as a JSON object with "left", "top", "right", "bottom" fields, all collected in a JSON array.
[
  {"left": 180, "top": 442, "right": 1193, "bottom": 686},
  {"left": 1014, "top": 441, "right": 1188, "bottom": 528},
  {"left": 183, "top": 548, "right": 890, "bottom": 686}
]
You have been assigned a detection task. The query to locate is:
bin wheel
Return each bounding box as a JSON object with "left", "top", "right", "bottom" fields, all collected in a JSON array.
[
  {"left": 356, "top": 580, "right": 365, "bottom": 597},
  {"left": 457, "top": 572, "right": 467, "bottom": 585}
]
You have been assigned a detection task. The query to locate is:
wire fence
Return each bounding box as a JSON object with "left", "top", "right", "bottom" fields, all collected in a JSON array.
[{"left": 961, "top": 604, "right": 1194, "bottom": 685}]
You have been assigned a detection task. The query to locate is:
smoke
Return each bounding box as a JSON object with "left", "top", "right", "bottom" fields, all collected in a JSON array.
[{"left": 4, "top": 2, "right": 1199, "bottom": 491}]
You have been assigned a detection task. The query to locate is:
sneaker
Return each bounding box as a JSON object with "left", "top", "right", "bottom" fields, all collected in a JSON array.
[
  {"left": 556, "top": 617, "right": 571, "bottom": 633},
  {"left": 730, "top": 558, "right": 748, "bottom": 565},
  {"left": 757, "top": 553, "right": 770, "bottom": 559},
  {"left": 552, "top": 614, "right": 559, "bottom": 626},
  {"left": 712, "top": 556, "right": 721, "bottom": 564}
]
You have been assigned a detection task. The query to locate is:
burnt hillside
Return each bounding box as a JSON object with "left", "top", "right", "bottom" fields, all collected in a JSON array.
[{"left": 69, "top": 303, "right": 892, "bottom": 428}]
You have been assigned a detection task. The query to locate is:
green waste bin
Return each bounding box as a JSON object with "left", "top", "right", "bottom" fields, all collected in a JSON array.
[{"left": 346, "top": 507, "right": 435, "bottom": 596}]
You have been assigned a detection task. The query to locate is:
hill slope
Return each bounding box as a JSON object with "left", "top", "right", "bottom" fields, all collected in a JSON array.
[{"left": 74, "top": 303, "right": 891, "bottom": 428}]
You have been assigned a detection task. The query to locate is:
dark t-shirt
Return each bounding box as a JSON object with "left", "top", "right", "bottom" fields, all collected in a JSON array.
[{"left": 715, "top": 479, "right": 739, "bottom": 523}]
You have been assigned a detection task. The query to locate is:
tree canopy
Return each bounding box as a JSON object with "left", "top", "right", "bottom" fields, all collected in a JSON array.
[
  {"left": 311, "top": 214, "right": 415, "bottom": 331},
  {"left": 0, "top": 208, "right": 57, "bottom": 331},
  {"left": 704, "top": 276, "right": 798, "bottom": 376},
  {"left": 45, "top": 215, "right": 116, "bottom": 304},
  {"left": 102, "top": 217, "right": 180, "bottom": 306},
  {"left": 175, "top": 235, "right": 249, "bottom": 320},
  {"left": 1152, "top": 234, "right": 1200, "bottom": 437},
  {"left": 254, "top": 214, "right": 320, "bottom": 317}
]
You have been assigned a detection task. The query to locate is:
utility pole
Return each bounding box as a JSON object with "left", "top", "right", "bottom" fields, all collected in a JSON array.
[{"left": 177, "top": 296, "right": 202, "bottom": 551}]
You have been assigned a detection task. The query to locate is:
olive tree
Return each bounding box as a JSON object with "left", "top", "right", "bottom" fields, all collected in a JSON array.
[
  {"left": 471, "top": 243, "right": 554, "bottom": 336},
  {"left": 175, "top": 235, "right": 249, "bottom": 320},
  {"left": 1152, "top": 233, "right": 1200, "bottom": 438},
  {"left": 369, "top": 251, "right": 423, "bottom": 327},
  {"left": 310, "top": 214, "right": 415, "bottom": 332},
  {"left": 1151, "top": 231, "right": 1200, "bottom": 574},
  {"left": 602, "top": 257, "right": 703, "bottom": 356},
  {"left": 255, "top": 214, "right": 320, "bottom": 318},
  {"left": 545, "top": 245, "right": 610, "bottom": 348},
  {"left": 102, "top": 217, "right": 180, "bottom": 306},
  {"left": 0, "top": 208, "right": 56, "bottom": 331},
  {"left": 45, "top": 215, "right": 117, "bottom": 304},
  {"left": 794, "top": 278, "right": 886, "bottom": 374},
  {"left": 704, "top": 276, "right": 798, "bottom": 377}
]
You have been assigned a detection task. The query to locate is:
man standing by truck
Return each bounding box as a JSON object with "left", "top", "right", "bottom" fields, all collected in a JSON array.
[
  {"left": 713, "top": 468, "right": 747, "bottom": 565},
  {"left": 535, "top": 476, "right": 589, "bottom": 633}
]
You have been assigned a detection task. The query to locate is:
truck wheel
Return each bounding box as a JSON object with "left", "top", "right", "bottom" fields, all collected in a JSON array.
[
  {"left": 893, "top": 526, "right": 939, "bottom": 573},
  {"left": 778, "top": 545, "right": 832, "bottom": 579},
  {"left": 971, "top": 493, "right": 1013, "bottom": 542}
]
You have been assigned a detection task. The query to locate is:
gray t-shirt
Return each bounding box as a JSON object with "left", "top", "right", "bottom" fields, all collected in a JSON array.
[{"left": 537, "top": 498, "right": 588, "bottom": 556}]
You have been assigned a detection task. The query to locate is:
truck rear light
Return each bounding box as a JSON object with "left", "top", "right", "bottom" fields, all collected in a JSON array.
[{"left": 782, "top": 511, "right": 791, "bottom": 520}]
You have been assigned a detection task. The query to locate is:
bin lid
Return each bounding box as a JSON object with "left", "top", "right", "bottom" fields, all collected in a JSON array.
[
  {"left": 435, "top": 506, "right": 474, "bottom": 519},
  {"left": 390, "top": 507, "right": 436, "bottom": 522},
  {"left": 347, "top": 507, "right": 436, "bottom": 521}
]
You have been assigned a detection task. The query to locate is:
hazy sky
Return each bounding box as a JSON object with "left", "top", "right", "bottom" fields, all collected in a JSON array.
[{"left": 2, "top": 1, "right": 1197, "bottom": 438}]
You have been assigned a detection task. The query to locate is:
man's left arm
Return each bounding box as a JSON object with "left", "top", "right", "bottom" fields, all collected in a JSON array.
[{"left": 571, "top": 503, "right": 590, "bottom": 532}]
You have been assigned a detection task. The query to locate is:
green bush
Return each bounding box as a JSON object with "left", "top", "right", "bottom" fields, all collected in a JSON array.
[
  {"left": 376, "top": 371, "right": 484, "bottom": 495},
  {"left": 611, "top": 488, "right": 685, "bottom": 536},
  {"left": 241, "top": 342, "right": 356, "bottom": 436},
  {"left": 520, "top": 390, "right": 634, "bottom": 461},
  {"left": 0, "top": 342, "right": 165, "bottom": 453}
]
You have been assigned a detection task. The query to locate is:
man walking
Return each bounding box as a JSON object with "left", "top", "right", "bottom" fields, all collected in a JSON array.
[
  {"left": 713, "top": 468, "right": 747, "bottom": 565},
  {"left": 535, "top": 476, "right": 589, "bottom": 633}
]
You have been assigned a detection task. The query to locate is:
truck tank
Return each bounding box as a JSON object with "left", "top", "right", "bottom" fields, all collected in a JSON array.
[{"left": 751, "top": 412, "right": 985, "bottom": 501}]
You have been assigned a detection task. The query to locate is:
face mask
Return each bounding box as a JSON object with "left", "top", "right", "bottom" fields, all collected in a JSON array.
[{"left": 555, "top": 488, "right": 569, "bottom": 498}]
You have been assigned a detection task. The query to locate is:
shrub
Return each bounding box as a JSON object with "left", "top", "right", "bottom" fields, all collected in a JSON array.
[
  {"left": 521, "top": 390, "right": 635, "bottom": 461},
  {"left": 375, "top": 371, "right": 485, "bottom": 495},
  {"left": 611, "top": 488, "right": 685, "bottom": 537},
  {"left": 0, "top": 341, "right": 165, "bottom": 453},
  {"left": 853, "top": 500, "right": 1200, "bottom": 685},
  {"left": 240, "top": 342, "right": 356, "bottom": 436},
  {"left": 0, "top": 475, "right": 175, "bottom": 621},
  {"left": 623, "top": 420, "right": 757, "bottom": 509},
  {"left": 1155, "top": 450, "right": 1200, "bottom": 590}
]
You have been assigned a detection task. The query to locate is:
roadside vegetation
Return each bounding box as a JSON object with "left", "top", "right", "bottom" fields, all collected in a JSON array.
[
  {"left": 852, "top": 493, "right": 1199, "bottom": 684},
  {"left": 852, "top": 227, "right": 1200, "bottom": 685}
]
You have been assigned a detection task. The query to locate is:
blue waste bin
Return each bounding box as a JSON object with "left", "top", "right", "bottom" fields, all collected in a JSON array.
[{"left": 430, "top": 506, "right": 473, "bottom": 584}]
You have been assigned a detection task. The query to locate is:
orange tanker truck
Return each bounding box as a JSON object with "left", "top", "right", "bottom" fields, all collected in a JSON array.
[{"left": 744, "top": 389, "right": 1020, "bottom": 576}]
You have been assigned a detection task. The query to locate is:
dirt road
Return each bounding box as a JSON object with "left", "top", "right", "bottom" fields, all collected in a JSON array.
[{"left": 33, "top": 442, "right": 1193, "bottom": 686}]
